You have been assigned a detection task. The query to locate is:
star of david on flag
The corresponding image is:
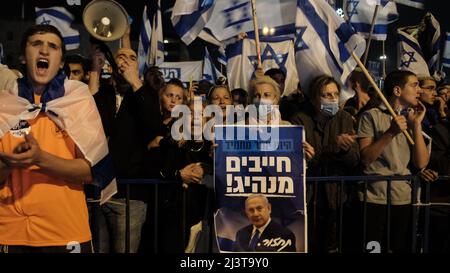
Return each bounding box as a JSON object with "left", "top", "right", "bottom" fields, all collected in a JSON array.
[
  {"left": 226, "top": 36, "right": 299, "bottom": 96},
  {"left": 294, "top": 0, "right": 366, "bottom": 99},
  {"left": 222, "top": 0, "right": 252, "bottom": 31},
  {"left": 35, "top": 7, "right": 80, "bottom": 50},
  {"left": 343, "top": 0, "right": 398, "bottom": 41}
]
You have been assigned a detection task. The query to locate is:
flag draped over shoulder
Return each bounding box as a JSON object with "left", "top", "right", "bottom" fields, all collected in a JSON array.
[
  {"left": 343, "top": 0, "right": 398, "bottom": 41},
  {"left": 226, "top": 36, "right": 299, "bottom": 96},
  {"left": 35, "top": 6, "right": 80, "bottom": 50},
  {"left": 397, "top": 12, "right": 441, "bottom": 78},
  {"left": 0, "top": 80, "right": 116, "bottom": 204},
  {"left": 294, "top": 0, "right": 366, "bottom": 95},
  {"left": 138, "top": 0, "right": 164, "bottom": 76},
  {"left": 171, "top": 0, "right": 297, "bottom": 45}
]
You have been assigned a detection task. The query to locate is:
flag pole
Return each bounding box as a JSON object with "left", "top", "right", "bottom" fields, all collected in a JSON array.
[
  {"left": 250, "top": 0, "right": 262, "bottom": 70},
  {"left": 362, "top": 4, "right": 380, "bottom": 66},
  {"left": 21, "top": 0, "right": 25, "bottom": 20},
  {"left": 351, "top": 51, "right": 415, "bottom": 145},
  {"left": 382, "top": 40, "right": 386, "bottom": 78}
]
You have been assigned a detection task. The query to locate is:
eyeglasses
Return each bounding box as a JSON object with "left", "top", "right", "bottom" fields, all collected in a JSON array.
[{"left": 421, "top": 85, "right": 436, "bottom": 91}]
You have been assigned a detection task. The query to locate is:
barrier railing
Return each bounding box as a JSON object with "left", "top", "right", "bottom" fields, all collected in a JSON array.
[{"left": 89, "top": 175, "right": 450, "bottom": 253}]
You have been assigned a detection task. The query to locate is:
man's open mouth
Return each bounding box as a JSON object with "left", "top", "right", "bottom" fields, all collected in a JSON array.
[{"left": 36, "top": 59, "right": 49, "bottom": 74}]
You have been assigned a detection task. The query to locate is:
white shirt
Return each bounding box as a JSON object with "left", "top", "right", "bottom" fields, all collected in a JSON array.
[
  {"left": 250, "top": 218, "right": 272, "bottom": 240},
  {"left": 115, "top": 92, "right": 124, "bottom": 114}
]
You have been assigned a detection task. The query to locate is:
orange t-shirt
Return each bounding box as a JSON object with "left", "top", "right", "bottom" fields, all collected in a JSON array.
[{"left": 0, "top": 94, "right": 91, "bottom": 246}]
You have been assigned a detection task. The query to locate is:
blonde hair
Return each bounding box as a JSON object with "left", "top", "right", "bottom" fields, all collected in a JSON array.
[{"left": 248, "top": 76, "right": 281, "bottom": 104}]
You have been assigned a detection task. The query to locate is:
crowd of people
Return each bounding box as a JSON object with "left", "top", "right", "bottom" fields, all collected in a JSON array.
[{"left": 0, "top": 24, "right": 449, "bottom": 254}]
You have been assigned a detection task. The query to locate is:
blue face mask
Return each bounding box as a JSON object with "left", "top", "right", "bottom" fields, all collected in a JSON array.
[{"left": 320, "top": 99, "right": 339, "bottom": 116}]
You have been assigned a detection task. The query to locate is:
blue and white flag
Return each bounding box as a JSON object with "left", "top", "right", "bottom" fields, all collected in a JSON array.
[
  {"left": 295, "top": 0, "right": 366, "bottom": 95},
  {"left": 394, "top": 0, "right": 425, "bottom": 9},
  {"left": 421, "top": 13, "right": 441, "bottom": 78},
  {"left": 343, "top": 0, "right": 398, "bottom": 41},
  {"left": 172, "top": 0, "right": 297, "bottom": 45},
  {"left": 35, "top": 7, "right": 80, "bottom": 51},
  {"left": 218, "top": 48, "right": 227, "bottom": 66},
  {"left": 171, "top": 0, "right": 215, "bottom": 45},
  {"left": 397, "top": 12, "right": 441, "bottom": 77},
  {"left": 138, "top": 1, "right": 165, "bottom": 76},
  {"left": 226, "top": 36, "right": 299, "bottom": 95},
  {"left": 198, "top": 29, "right": 227, "bottom": 65},
  {"left": 397, "top": 29, "right": 430, "bottom": 76},
  {"left": 159, "top": 61, "right": 203, "bottom": 82},
  {"left": 203, "top": 47, "right": 224, "bottom": 83},
  {"left": 443, "top": 32, "right": 450, "bottom": 68}
]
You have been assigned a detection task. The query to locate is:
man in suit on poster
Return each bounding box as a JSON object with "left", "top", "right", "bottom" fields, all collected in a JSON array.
[{"left": 233, "top": 194, "right": 297, "bottom": 252}]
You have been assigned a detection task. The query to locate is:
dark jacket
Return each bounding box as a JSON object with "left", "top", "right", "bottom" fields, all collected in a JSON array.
[
  {"left": 279, "top": 92, "right": 307, "bottom": 121},
  {"left": 429, "top": 120, "right": 450, "bottom": 202},
  {"left": 344, "top": 95, "right": 380, "bottom": 125},
  {"left": 290, "top": 107, "right": 359, "bottom": 177},
  {"left": 233, "top": 220, "right": 297, "bottom": 252},
  {"left": 156, "top": 136, "right": 214, "bottom": 252},
  {"left": 94, "top": 83, "right": 161, "bottom": 200}
]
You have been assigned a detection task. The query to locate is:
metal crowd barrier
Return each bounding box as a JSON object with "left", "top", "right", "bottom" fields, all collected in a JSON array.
[{"left": 89, "top": 175, "right": 450, "bottom": 253}]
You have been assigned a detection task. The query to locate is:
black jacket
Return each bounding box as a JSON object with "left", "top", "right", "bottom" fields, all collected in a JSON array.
[
  {"left": 290, "top": 107, "right": 359, "bottom": 177},
  {"left": 233, "top": 220, "right": 297, "bottom": 252},
  {"left": 429, "top": 120, "right": 450, "bottom": 202},
  {"left": 94, "top": 83, "right": 162, "bottom": 199}
]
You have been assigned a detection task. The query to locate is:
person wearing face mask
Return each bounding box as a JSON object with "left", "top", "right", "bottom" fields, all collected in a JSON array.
[
  {"left": 92, "top": 46, "right": 162, "bottom": 253},
  {"left": 247, "top": 76, "right": 288, "bottom": 126},
  {"left": 290, "top": 75, "right": 359, "bottom": 253}
]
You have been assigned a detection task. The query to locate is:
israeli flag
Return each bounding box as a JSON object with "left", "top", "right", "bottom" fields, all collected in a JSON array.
[
  {"left": 159, "top": 61, "right": 203, "bottom": 82},
  {"left": 35, "top": 7, "right": 80, "bottom": 51},
  {"left": 197, "top": 29, "right": 227, "bottom": 65},
  {"left": 295, "top": 0, "right": 366, "bottom": 95},
  {"left": 171, "top": 0, "right": 215, "bottom": 45},
  {"left": 343, "top": 0, "right": 398, "bottom": 41},
  {"left": 394, "top": 0, "right": 425, "bottom": 9},
  {"left": 397, "top": 12, "right": 441, "bottom": 77},
  {"left": 217, "top": 48, "right": 227, "bottom": 66},
  {"left": 421, "top": 13, "right": 441, "bottom": 78},
  {"left": 138, "top": 1, "right": 165, "bottom": 76},
  {"left": 203, "top": 47, "right": 224, "bottom": 83},
  {"left": 397, "top": 29, "right": 430, "bottom": 76},
  {"left": 172, "top": 0, "right": 297, "bottom": 45},
  {"left": 226, "top": 36, "right": 299, "bottom": 96},
  {"left": 443, "top": 33, "right": 450, "bottom": 68}
]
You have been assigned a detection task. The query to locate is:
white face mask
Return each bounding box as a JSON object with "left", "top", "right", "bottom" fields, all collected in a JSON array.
[
  {"left": 254, "top": 98, "right": 274, "bottom": 118},
  {"left": 320, "top": 99, "right": 339, "bottom": 116}
]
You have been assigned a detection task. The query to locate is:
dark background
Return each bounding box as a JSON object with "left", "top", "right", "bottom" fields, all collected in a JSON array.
[{"left": 0, "top": 0, "right": 448, "bottom": 78}]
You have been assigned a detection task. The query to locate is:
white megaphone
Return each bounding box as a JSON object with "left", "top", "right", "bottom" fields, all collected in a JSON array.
[{"left": 83, "top": 0, "right": 129, "bottom": 42}]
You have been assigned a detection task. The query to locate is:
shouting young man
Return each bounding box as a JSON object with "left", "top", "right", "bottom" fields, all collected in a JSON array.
[{"left": 0, "top": 25, "right": 115, "bottom": 253}]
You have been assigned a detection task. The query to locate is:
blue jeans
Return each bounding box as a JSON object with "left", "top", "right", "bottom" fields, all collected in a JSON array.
[{"left": 89, "top": 198, "right": 147, "bottom": 253}]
